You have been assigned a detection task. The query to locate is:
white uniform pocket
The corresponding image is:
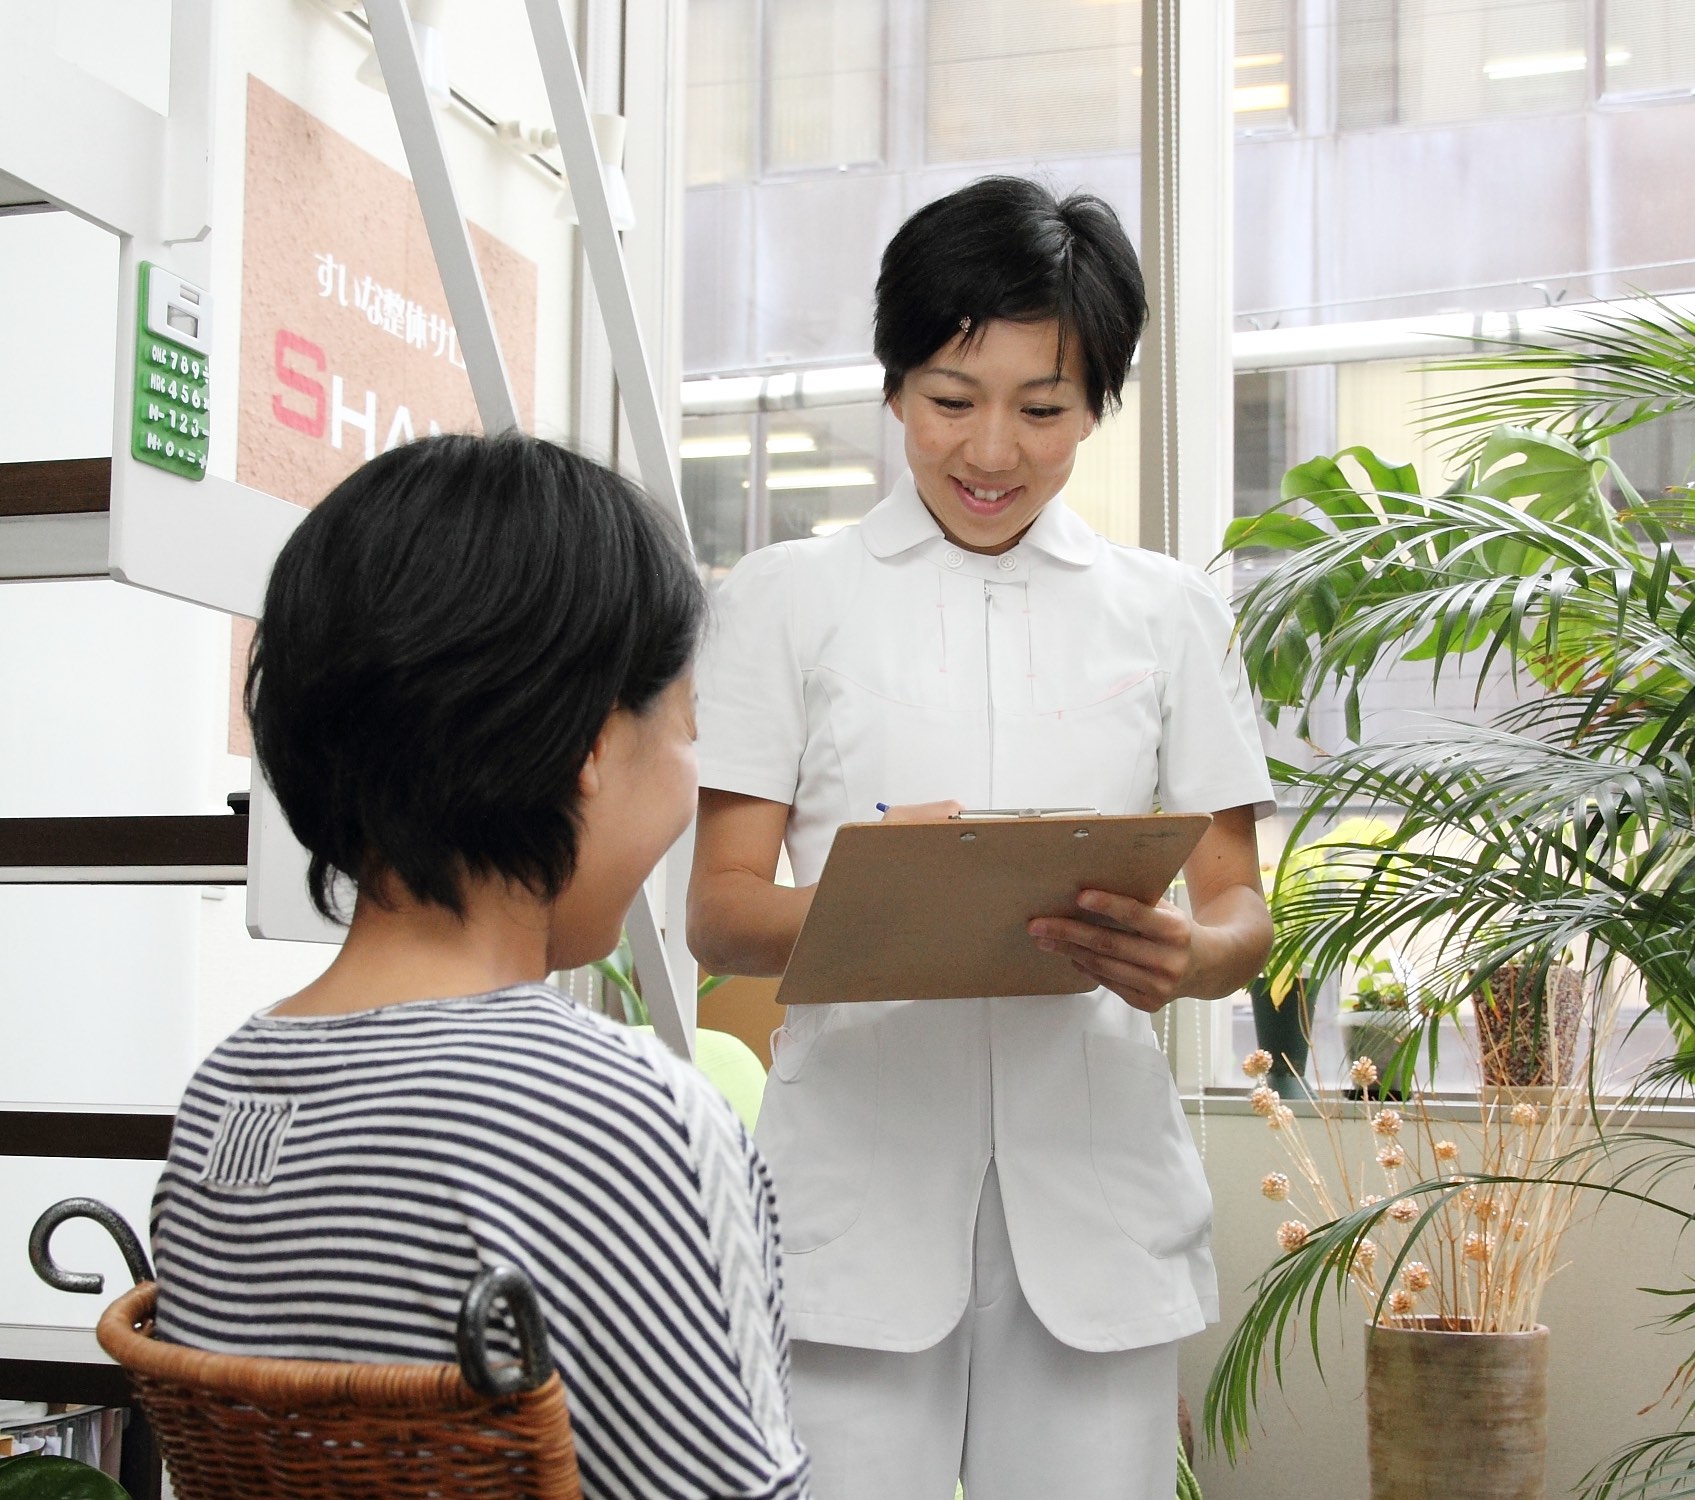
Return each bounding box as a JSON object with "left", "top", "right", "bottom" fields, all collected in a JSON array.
[
  {"left": 756, "top": 1005, "right": 880, "bottom": 1253},
  {"left": 1084, "top": 1033, "right": 1213, "bottom": 1256}
]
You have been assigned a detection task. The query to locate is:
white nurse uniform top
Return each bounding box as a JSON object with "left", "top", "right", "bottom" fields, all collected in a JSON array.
[{"left": 695, "top": 472, "right": 1274, "bottom": 1355}]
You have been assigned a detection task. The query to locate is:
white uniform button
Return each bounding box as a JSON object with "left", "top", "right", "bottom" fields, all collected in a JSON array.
[
  {"left": 944, "top": 548, "right": 963, "bottom": 568},
  {"left": 997, "top": 555, "right": 1018, "bottom": 572}
]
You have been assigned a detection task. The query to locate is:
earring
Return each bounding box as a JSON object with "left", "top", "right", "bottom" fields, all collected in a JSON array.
[{"left": 958, "top": 316, "right": 972, "bottom": 335}]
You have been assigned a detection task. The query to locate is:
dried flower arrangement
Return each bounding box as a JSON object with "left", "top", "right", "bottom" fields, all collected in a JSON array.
[{"left": 1236, "top": 1045, "right": 1618, "bottom": 1336}]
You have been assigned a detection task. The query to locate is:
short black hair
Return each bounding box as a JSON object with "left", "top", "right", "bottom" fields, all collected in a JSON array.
[
  {"left": 247, "top": 432, "right": 705, "bottom": 921},
  {"left": 873, "top": 176, "right": 1147, "bottom": 418}
]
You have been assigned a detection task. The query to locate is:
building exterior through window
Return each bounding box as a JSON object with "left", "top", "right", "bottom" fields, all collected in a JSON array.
[{"left": 679, "top": 0, "right": 1695, "bottom": 1087}]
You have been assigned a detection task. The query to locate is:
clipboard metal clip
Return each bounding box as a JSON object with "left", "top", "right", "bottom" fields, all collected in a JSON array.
[{"left": 950, "top": 807, "right": 1101, "bottom": 820}]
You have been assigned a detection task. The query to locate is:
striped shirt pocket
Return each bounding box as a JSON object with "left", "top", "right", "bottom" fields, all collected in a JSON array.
[{"left": 199, "top": 1097, "right": 295, "bottom": 1188}]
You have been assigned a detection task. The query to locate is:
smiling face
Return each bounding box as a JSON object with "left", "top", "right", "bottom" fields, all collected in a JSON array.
[{"left": 888, "top": 317, "right": 1096, "bottom": 555}]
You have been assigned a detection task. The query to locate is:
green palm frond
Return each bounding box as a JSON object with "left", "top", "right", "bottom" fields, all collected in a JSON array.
[
  {"left": 1227, "top": 474, "right": 1691, "bottom": 744},
  {"left": 1211, "top": 312, "right": 1695, "bottom": 1490},
  {"left": 1419, "top": 296, "right": 1695, "bottom": 462},
  {"left": 1203, "top": 1192, "right": 1414, "bottom": 1464}
]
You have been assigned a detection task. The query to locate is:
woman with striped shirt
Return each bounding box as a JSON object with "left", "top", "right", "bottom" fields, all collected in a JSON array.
[{"left": 150, "top": 434, "right": 811, "bottom": 1500}]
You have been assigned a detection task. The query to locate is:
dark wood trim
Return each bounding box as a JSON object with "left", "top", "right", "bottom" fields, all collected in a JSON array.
[
  {"left": 0, "top": 815, "right": 247, "bottom": 869},
  {"left": 0, "top": 1357, "right": 132, "bottom": 1407},
  {"left": 0, "top": 1112, "right": 175, "bottom": 1160},
  {"left": 0, "top": 1361, "right": 161, "bottom": 1500},
  {"left": 0, "top": 458, "right": 112, "bottom": 517}
]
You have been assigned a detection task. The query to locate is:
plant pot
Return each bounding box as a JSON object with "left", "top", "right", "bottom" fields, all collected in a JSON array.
[
  {"left": 1474, "top": 962, "right": 1584, "bottom": 1088},
  {"left": 1249, "top": 977, "right": 1311, "bottom": 1099},
  {"left": 1366, "top": 1318, "right": 1548, "bottom": 1500},
  {"left": 1338, "top": 1009, "right": 1412, "bottom": 1095}
]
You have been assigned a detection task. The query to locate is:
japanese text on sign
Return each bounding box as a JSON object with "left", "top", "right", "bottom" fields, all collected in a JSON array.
[{"left": 312, "top": 251, "right": 464, "bottom": 367}]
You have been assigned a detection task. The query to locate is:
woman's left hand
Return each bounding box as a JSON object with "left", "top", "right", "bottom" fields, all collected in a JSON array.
[
  {"left": 1028, "top": 890, "right": 1194, "bottom": 1014},
  {"left": 1025, "top": 806, "right": 1273, "bottom": 1013}
]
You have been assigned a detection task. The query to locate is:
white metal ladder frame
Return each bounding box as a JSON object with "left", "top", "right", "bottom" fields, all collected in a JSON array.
[{"left": 0, "top": 0, "right": 698, "bottom": 1055}]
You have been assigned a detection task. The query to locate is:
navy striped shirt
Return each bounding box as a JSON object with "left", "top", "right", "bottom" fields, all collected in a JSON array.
[{"left": 151, "top": 985, "right": 810, "bottom": 1500}]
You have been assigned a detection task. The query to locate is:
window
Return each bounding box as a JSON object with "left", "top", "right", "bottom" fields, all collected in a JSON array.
[
  {"left": 1064, "top": 389, "right": 1141, "bottom": 546},
  {"left": 679, "top": 414, "right": 755, "bottom": 575},
  {"left": 766, "top": 0, "right": 885, "bottom": 172},
  {"left": 686, "top": 0, "right": 756, "bottom": 185},
  {"left": 1608, "top": 404, "right": 1695, "bottom": 507},
  {"left": 1338, "top": 0, "right": 1590, "bottom": 131},
  {"left": 1234, "top": 371, "right": 1291, "bottom": 520},
  {"left": 925, "top": 0, "right": 1144, "bottom": 162},
  {"left": 1235, "top": 0, "right": 1295, "bottom": 131},
  {"left": 925, "top": 0, "right": 1296, "bottom": 163},
  {"left": 680, "top": 402, "right": 888, "bottom": 576},
  {"left": 1604, "top": 0, "right": 1695, "bottom": 98},
  {"left": 766, "top": 405, "right": 886, "bottom": 545}
]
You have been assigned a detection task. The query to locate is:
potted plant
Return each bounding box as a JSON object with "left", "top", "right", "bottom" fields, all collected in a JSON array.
[
  {"left": 1471, "top": 954, "right": 1586, "bottom": 1095},
  {"left": 1218, "top": 306, "right": 1695, "bottom": 1081},
  {"left": 1216, "top": 1045, "right": 1622, "bottom": 1497},
  {"left": 1204, "top": 295, "right": 1695, "bottom": 1494},
  {"left": 1250, "top": 816, "right": 1396, "bottom": 1099},
  {"left": 0, "top": 1456, "right": 128, "bottom": 1499},
  {"left": 1337, "top": 953, "right": 1414, "bottom": 1093}
]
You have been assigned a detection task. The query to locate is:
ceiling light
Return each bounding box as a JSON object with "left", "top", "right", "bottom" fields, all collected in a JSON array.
[
  {"left": 677, "top": 433, "right": 821, "bottom": 460},
  {"left": 767, "top": 467, "right": 876, "bottom": 491},
  {"left": 1482, "top": 51, "right": 1586, "bottom": 81},
  {"left": 679, "top": 435, "right": 753, "bottom": 459},
  {"left": 1234, "top": 52, "right": 1285, "bottom": 70}
]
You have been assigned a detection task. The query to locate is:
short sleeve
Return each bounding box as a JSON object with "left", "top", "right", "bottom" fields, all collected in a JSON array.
[
  {"left": 696, "top": 545, "right": 808, "bottom": 805},
  {"left": 1157, "top": 569, "right": 1276, "bottom": 819},
  {"left": 651, "top": 1051, "right": 811, "bottom": 1498}
]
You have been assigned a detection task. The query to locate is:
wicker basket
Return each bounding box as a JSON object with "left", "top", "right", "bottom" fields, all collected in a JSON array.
[{"left": 96, "top": 1284, "right": 583, "bottom": 1500}]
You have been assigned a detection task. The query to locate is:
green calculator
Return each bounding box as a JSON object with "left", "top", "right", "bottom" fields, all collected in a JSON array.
[{"left": 131, "top": 261, "right": 211, "bottom": 480}]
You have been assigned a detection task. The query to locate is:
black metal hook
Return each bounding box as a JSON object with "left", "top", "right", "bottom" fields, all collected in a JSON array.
[
  {"left": 454, "top": 1265, "right": 553, "bottom": 1397},
  {"left": 29, "top": 1198, "right": 154, "bottom": 1294}
]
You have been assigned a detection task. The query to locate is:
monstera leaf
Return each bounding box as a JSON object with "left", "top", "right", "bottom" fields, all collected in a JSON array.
[{"left": 0, "top": 1457, "right": 128, "bottom": 1500}]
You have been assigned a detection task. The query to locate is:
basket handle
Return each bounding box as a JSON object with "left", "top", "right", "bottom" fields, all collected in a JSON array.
[
  {"left": 30, "top": 1198, "right": 154, "bottom": 1294},
  {"left": 455, "top": 1265, "right": 553, "bottom": 1397}
]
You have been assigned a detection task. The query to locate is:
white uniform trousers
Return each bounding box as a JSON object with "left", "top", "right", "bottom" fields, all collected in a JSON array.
[{"left": 789, "top": 1162, "right": 1180, "bottom": 1500}]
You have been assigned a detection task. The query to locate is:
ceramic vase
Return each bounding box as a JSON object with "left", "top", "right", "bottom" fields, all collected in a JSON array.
[{"left": 1366, "top": 1317, "right": 1549, "bottom": 1499}]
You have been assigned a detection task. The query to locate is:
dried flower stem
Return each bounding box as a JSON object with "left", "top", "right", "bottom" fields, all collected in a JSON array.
[{"left": 1245, "top": 959, "right": 1634, "bottom": 1333}]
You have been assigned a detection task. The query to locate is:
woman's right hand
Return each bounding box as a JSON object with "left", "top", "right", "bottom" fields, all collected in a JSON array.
[{"left": 878, "top": 800, "right": 964, "bottom": 823}]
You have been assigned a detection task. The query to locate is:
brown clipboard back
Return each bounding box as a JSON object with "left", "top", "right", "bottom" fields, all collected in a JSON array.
[{"left": 776, "top": 812, "right": 1213, "bottom": 1005}]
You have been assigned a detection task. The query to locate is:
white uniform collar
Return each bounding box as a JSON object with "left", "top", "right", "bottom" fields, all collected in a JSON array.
[{"left": 859, "top": 471, "right": 1098, "bottom": 566}]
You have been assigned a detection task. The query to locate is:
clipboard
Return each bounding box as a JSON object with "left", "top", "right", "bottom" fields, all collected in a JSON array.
[{"left": 776, "top": 811, "right": 1213, "bottom": 1005}]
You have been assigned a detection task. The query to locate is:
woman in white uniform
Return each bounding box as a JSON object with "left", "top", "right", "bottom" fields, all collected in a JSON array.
[{"left": 688, "top": 177, "right": 1274, "bottom": 1500}]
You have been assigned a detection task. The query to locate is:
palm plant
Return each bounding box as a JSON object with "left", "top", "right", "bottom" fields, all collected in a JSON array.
[
  {"left": 1223, "top": 296, "right": 1695, "bottom": 1082},
  {"left": 592, "top": 931, "right": 728, "bottom": 1027},
  {"left": 1203, "top": 297, "right": 1695, "bottom": 1495}
]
